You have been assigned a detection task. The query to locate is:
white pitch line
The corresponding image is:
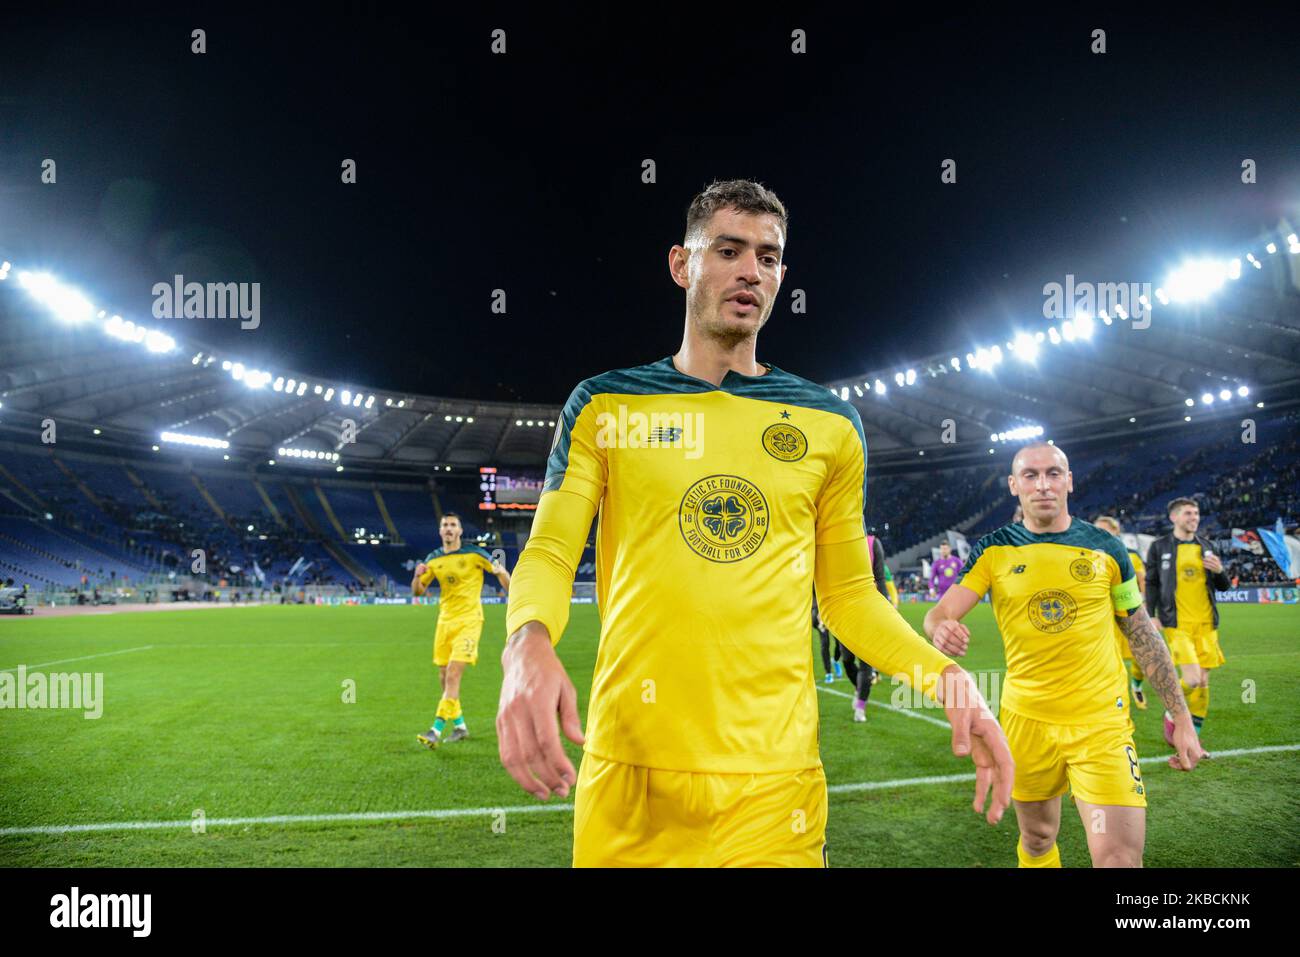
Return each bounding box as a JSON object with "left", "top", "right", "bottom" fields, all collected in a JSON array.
[
  {"left": 0, "top": 645, "right": 154, "bottom": 673},
  {"left": 817, "top": 683, "right": 951, "bottom": 729},
  {"left": 7, "top": 743, "right": 1291, "bottom": 838},
  {"left": 830, "top": 742, "right": 1300, "bottom": 793}
]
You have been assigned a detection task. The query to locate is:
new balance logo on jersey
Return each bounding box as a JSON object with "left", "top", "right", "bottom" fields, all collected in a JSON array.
[
  {"left": 1011, "top": 565, "right": 1027, "bottom": 574},
  {"left": 595, "top": 405, "right": 704, "bottom": 459}
]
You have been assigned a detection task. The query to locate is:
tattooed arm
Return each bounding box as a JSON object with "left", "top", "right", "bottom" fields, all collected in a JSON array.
[{"left": 1118, "top": 606, "right": 1207, "bottom": 770}]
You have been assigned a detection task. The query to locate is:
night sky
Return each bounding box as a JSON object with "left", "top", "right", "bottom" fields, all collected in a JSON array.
[{"left": 2, "top": 8, "right": 1296, "bottom": 404}]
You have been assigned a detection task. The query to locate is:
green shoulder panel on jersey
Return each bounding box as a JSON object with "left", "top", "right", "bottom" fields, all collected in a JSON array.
[
  {"left": 961, "top": 517, "right": 1134, "bottom": 579},
  {"left": 463, "top": 544, "right": 495, "bottom": 562},
  {"left": 423, "top": 549, "right": 443, "bottom": 562},
  {"left": 543, "top": 357, "right": 869, "bottom": 505}
]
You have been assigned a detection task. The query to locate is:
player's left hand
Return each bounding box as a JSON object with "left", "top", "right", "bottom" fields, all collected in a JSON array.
[
  {"left": 939, "top": 665, "right": 1013, "bottom": 825},
  {"left": 1201, "top": 553, "right": 1223, "bottom": 574},
  {"left": 1169, "top": 715, "right": 1209, "bottom": 771}
]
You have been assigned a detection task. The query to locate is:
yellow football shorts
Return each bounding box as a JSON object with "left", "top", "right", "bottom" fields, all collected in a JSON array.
[
  {"left": 1165, "top": 625, "right": 1224, "bottom": 669},
  {"left": 572, "top": 752, "right": 828, "bottom": 867},
  {"left": 1002, "top": 709, "right": 1147, "bottom": 808},
  {"left": 432, "top": 615, "right": 482, "bottom": 666}
]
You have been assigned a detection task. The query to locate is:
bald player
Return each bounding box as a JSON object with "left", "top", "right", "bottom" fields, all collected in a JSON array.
[
  {"left": 495, "top": 178, "right": 1013, "bottom": 867},
  {"left": 924, "top": 443, "right": 1205, "bottom": 867}
]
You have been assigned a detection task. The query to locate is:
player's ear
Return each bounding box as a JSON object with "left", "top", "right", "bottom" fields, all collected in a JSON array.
[
  {"left": 1066, "top": 471, "right": 1074, "bottom": 493},
  {"left": 668, "top": 245, "right": 691, "bottom": 290}
]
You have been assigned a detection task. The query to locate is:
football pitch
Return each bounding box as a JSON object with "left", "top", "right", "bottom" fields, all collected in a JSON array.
[{"left": 1, "top": 603, "right": 1296, "bottom": 868}]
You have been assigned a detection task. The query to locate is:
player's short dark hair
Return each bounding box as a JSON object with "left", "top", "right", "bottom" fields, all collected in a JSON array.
[
  {"left": 441, "top": 511, "right": 462, "bottom": 524},
  {"left": 1167, "top": 497, "right": 1197, "bottom": 515},
  {"left": 685, "top": 179, "right": 789, "bottom": 246}
]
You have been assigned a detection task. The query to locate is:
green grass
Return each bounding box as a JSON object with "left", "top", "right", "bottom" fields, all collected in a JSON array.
[{"left": 0, "top": 603, "right": 1296, "bottom": 867}]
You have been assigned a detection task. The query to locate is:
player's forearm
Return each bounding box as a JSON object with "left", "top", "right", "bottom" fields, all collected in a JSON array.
[
  {"left": 816, "top": 539, "right": 954, "bottom": 700},
  {"left": 504, "top": 488, "right": 594, "bottom": 645},
  {"left": 1119, "top": 607, "right": 1188, "bottom": 719}
]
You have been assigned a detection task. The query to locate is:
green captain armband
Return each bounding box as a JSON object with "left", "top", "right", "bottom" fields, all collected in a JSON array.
[{"left": 1111, "top": 576, "right": 1142, "bottom": 612}]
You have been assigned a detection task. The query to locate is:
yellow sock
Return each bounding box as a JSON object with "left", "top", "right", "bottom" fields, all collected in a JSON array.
[
  {"left": 1187, "top": 685, "right": 1209, "bottom": 722},
  {"left": 1017, "top": 838, "right": 1061, "bottom": 868},
  {"left": 1127, "top": 658, "right": 1145, "bottom": 683},
  {"left": 436, "top": 697, "right": 457, "bottom": 720}
]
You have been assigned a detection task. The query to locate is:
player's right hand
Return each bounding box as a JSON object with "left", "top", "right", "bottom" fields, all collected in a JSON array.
[
  {"left": 497, "top": 622, "right": 585, "bottom": 800},
  {"left": 931, "top": 619, "right": 971, "bottom": 656},
  {"left": 414, "top": 563, "right": 427, "bottom": 578}
]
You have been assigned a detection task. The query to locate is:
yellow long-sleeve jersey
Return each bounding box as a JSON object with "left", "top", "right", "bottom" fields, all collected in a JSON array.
[{"left": 506, "top": 357, "right": 954, "bottom": 774}]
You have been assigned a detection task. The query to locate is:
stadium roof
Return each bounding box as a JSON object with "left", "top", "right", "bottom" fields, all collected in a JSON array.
[{"left": 3, "top": 230, "right": 1298, "bottom": 480}]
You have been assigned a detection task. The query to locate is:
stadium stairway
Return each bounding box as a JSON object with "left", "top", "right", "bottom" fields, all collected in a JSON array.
[
  {"left": 312, "top": 481, "right": 351, "bottom": 541},
  {"left": 372, "top": 486, "right": 403, "bottom": 544},
  {"left": 189, "top": 473, "right": 230, "bottom": 526},
  {"left": 51, "top": 457, "right": 110, "bottom": 516},
  {"left": 252, "top": 478, "right": 287, "bottom": 528},
  {"left": 0, "top": 462, "right": 48, "bottom": 511},
  {"left": 122, "top": 467, "right": 166, "bottom": 510}
]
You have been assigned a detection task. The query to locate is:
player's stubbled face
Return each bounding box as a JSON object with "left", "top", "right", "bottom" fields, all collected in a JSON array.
[
  {"left": 688, "top": 208, "right": 785, "bottom": 342},
  {"left": 440, "top": 520, "right": 460, "bottom": 544},
  {"left": 1173, "top": 506, "right": 1199, "bottom": 535},
  {"left": 1010, "top": 448, "right": 1072, "bottom": 524}
]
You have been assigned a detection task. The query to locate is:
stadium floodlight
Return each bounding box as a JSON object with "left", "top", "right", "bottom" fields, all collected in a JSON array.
[
  {"left": 950, "top": 357, "right": 961, "bottom": 370},
  {"left": 874, "top": 379, "right": 886, "bottom": 395},
  {"left": 894, "top": 372, "right": 905, "bottom": 387},
  {"left": 365, "top": 395, "right": 375, "bottom": 408},
  {"left": 385, "top": 398, "right": 393, "bottom": 406},
  {"left": 1129, "top": 417, "right": 1136, "bottom": 423},
  {"left": 1237, "top": 385, "right": 1249, "bottom": 397},
  {"left": 445, "top": 415, "right": 453, "bottom": 421},
  {"left": 341, "top": 390, "right": 352, "bottom": 405},
  {"left": 145, "top": 330, "right": 175, "bottom": 353},
  {"left": 526, "top": 420, "right": 535, "bottom": 427},
  {"left": 1061, "top": 320, "right": 1075, "bottom": 341},
  {"left": 989, "top": 345, "right": 1003, "bottom": 364},
  {"left": 161, "top": 431, "right": 229, "bottom": 450},
  {"left": 1219, "top": 389, "right": 1231, "bottom": 401},
  {"left": 1265, "top": 242, "right": 1277, "bottom": 254},
  {"left": 515, "top": 419, "right": 523, "bottom": 426},
  {"left": 231, "top": 362, "right": 245, "bottom": 381},
  {"left": 839, "top": 387, "right": 849, "bottom": 400},
  {"left": 222, "top": 360, "right": 232, "bottom": 371},
  {"left": 456, "top": 415, "right": 464, "bottom": 422},
  {"left": 1227, "top": 259, "right": 1241, "bottom": 279},
  {"left": 1048, "top": 327, "right": 1061, "bottom": 344},
  {"left": 296, "top": 381, "right": 307, "bottom": 396},
  {"left": 1008, "top": 332, "right": 1040, "bottom": 361},
  {"left": 989, "top": 433, "right": 997, "bottom": 441},
  {"left": 397, "top": 399, "right": 405, "bottom": 408},
  {"left": 1247, "top": 253, "right": 1261, "bottom": 269},
  {"left": 336, "top": 465, "right": 344, "bottom": 472},
  {"left": 1184, "top": 398, "right": 1195, "bottom": 406},
  {"left": 1257, "top": 401, "right": 1264, "bottom": 408},
  {"left": 468, "top": 417, "right": 475, "bottom": 423},
  {"left": 1073, "top": 314, "right": 1094, "bottom": 339},
  {"left": 1184, "top": 416, "right": 1191, "bottom": 422},
  {"left": 1164, "top": 260, "right": 1227, "bottom": 303},
  {"left": 18, "top": 271, "right": 96, "bottom": 324},
  {"left": 323, "top": 387, "right": 334, "bottom": 401},
  {"left": 852, "top": 385, "right": 863, "bottom": 397},
  {"left": 905, "top": 368, "right": 916, "bottom": 385},
  {"left": 1201, "top": 393, "right": 1214, "bottom": 404},
  {"left": 273, "top": 377, "right": 285, "bottom": 392},
  {"left": 1154, "top": 287, "right": 1169, "bottom": 305}
]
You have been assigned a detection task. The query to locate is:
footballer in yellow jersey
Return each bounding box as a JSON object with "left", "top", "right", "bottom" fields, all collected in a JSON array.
[
  {"left": 495, "top": 179, "right": 1014, "bottom": 867},
  {"left": 413, "top": 512, "right": 510, "bottom": 749},
  {"left": 925, "top": 443, "right": 1205, "bottom": 868},
  {"left": 1093, "top": 515, "right": 1150, "bottom": 712},
  {"left": 1145, "top": 497, "right": 1231, "bottom": 745}
]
